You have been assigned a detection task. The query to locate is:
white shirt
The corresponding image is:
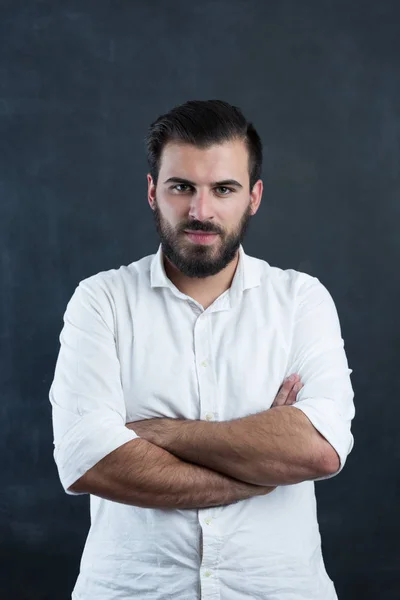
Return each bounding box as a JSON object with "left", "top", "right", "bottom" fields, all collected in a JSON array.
[{"left": 49, "top": 243, "right": 355, "bottom": 600}]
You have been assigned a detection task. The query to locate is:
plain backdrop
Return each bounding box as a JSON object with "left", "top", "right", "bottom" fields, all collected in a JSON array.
[{"left": 1, "top": 1, "right": 399, "bottom": 599}]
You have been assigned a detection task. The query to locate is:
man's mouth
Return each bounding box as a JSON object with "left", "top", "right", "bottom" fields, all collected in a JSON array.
[{"left": 184, "top": 231, "right": 219, "bottom": 244}]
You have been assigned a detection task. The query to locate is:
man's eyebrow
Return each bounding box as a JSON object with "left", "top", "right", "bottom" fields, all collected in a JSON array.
[{"left": 163, "top": 177, "right": 243, "bottom": 189}]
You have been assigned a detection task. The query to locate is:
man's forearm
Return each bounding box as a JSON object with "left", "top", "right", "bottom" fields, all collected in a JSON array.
[
  {"left": 69, "top": 437, "right": 274, "bottom": 508},
  {"left": 130, "top": 407, "right": 339, "bottom": 486}
]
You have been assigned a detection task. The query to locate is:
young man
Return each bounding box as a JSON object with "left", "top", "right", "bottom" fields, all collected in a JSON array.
[{"left": 49, "top": 99, "right": 355, "bottom": 599}]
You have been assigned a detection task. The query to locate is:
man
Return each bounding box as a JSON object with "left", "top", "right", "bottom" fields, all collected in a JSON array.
[{"left": 49, "top": 99, "right": 355, "bottom": 599}]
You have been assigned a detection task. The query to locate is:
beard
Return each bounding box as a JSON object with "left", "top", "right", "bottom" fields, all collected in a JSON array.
[{"left": 151, "top": 195, "right": 253, "bottom": 278}]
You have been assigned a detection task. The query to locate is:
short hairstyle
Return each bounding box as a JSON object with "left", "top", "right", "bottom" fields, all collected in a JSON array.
[{"left": 145, "top": 99, "right": 263, "bottom": 191}]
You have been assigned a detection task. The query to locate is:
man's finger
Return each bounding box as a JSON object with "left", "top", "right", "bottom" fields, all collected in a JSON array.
[
  {"left": 271, "top": 375, "right": 300, "bottom": 407},
  {"left": 285, "top": 382, "right": 304, "bottom": 405}
]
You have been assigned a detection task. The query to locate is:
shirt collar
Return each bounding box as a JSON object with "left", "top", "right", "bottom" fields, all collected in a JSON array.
[{"left": 150, "top": 243, "right": 261, "bottom": 308}]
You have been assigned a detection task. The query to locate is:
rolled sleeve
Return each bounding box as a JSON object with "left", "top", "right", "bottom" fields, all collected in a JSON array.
[
  {"left": 288, "top": 275, "right": 355, "bottom": 481},
  {"left": 49, "top": 278, "right": 140, "bottom": 495}
]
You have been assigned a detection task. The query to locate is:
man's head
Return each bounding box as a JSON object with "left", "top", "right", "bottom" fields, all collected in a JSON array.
[{"left": 145, "top": 99, "right": 263, "bottom": 278}]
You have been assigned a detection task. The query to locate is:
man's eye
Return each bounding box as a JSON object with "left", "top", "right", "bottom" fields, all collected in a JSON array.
[
  {"left": 173, "top": 184, "right": 191, "bottom": 192},
  {"left": 216, "top": 187, "right": 232, "bottom": 195}
]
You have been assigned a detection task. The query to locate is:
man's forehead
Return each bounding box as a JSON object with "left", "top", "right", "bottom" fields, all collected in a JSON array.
[{"left": 159, "top": 139, "right": 249, "bottom": 178}]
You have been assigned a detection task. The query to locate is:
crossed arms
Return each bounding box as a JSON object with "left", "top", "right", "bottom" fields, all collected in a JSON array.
[
  {"left": 50, "top": 276, "right": 355, "bottom": 508},
  {"left": 67, "top": 376, "right": 338, "bottom": 509}
]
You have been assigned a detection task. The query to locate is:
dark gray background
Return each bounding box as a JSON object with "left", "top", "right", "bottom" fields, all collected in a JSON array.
[{"left": 1, "top": 1, "right": 399, "bottom": 598}]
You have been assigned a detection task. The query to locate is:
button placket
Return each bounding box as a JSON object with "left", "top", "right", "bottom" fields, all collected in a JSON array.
[
  {"left": 194, "top": 311, "right": 221, "bottom": 593},
  {"left": 194, "top": 314, "right": 216, "bottom": 423}
]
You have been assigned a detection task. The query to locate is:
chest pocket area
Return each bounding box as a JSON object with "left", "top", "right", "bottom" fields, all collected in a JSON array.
[{"left": 214, "top": 321, "right": 290, "bottom": 420}]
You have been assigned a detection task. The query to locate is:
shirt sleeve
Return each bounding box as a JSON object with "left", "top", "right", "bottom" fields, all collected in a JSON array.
[
  {"left": 49, "top": 277, "right": 140, "bottom": 495},
  {"left": 288, "top": 275, "right": 355, "bottom": 481}
]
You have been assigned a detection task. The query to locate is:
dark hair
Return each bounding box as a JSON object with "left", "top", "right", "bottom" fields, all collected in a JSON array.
[{"left": 145, "top": 99, "right": 263, "bottom": 191}]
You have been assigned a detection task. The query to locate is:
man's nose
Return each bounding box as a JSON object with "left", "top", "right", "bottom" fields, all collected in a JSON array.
[{"left": 188, "top": 190, "right": 216, "bottom": 222}]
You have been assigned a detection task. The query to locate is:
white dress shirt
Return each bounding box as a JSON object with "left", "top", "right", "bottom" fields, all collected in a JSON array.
[{"left": 49, "top": 243, "right": 355, "bottom": 600}]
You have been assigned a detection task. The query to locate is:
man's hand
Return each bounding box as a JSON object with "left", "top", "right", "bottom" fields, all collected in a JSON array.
[
  {"left": 126, "top": 416, "right": 175, "bottom": 446},
  {"left": 271, "top": 373, "right": 304, "bottom": 407}
]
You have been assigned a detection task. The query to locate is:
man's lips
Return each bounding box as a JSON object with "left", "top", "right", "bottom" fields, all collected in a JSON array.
[{"left": 184, "top": 231, "right": 219, "bottom": 244}]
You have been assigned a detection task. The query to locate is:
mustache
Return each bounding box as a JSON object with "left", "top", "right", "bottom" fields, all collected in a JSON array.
[{"left": 183, "top": 227, "right": 220, "bottom": 234}]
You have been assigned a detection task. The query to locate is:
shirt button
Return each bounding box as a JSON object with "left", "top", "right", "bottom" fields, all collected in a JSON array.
[
  {"left": 205, "top": 518, "right": 212, "bottom": 525},
  {"left": 205, "top": 413, "right": 213, "bottom": 421},
  {"left": 201, "top": 360, "right": 208, "bottom": 367},
  {"left": 204, "top": 570, "right": 212, "bottom": 577}
]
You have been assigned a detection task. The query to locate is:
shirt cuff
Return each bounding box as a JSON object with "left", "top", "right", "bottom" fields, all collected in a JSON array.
[
  {"left": 53, "top": 407, "right": 140, "bottom": 495},
  {"left": 291, "top": 397, "right": 354, "bottom": 481}
]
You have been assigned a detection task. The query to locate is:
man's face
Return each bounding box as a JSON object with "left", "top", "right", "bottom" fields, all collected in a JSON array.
[{"left": 148, "top": 139, "right": 262, "bottom": 279}]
